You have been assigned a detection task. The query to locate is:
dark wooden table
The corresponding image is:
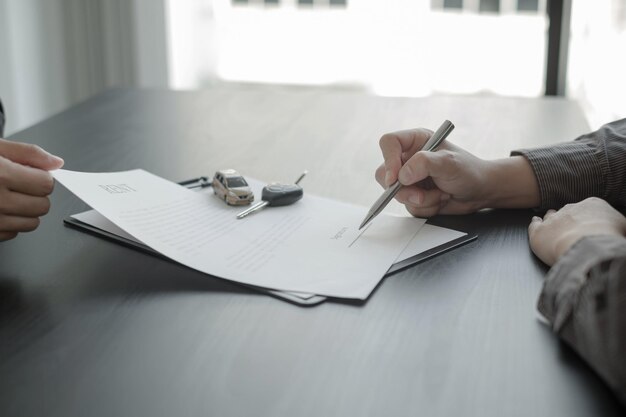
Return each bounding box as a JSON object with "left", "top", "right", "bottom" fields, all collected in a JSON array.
[{"left": 0, "top": 86, "right": 622, "bottom": 416}]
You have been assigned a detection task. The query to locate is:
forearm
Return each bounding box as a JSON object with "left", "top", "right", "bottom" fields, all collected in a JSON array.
[
  {"left": 481, "top": 155, "right": 541, "bottom": 209},
  {"left": 538, "top": 235, "right": 626, "bottom": 405},
  {"left": 512, "top": 119, "right": 626, "bottom": 210}
]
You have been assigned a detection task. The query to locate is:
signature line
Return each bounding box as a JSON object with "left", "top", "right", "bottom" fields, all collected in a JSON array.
[{"left": 348, "top": 222, "right": 372, "bottom": 248}]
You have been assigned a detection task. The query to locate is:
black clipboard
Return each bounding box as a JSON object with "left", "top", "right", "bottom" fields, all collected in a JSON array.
[
  {"left": 385, "top": 232, "right": 477, "bottom": 276},
  {"left": 63, "top": 177, "right": 477, "bottom": 306}
]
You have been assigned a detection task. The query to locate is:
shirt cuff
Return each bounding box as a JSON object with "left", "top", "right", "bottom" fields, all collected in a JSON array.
[{"left": 511, "top": 142, "right": 605, "bottom": 210}]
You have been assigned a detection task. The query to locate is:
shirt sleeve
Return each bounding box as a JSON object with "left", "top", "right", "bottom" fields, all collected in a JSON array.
[
  {"left": 537, "top": 235, "right": 626, "bottom": 405},
  {"left": 511, "top": 119, "right": 626, "bottom": 210}
]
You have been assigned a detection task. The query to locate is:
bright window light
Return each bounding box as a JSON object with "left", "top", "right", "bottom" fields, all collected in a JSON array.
[{"left": 166, "top": 0, "right": 547, "bottom": 98}]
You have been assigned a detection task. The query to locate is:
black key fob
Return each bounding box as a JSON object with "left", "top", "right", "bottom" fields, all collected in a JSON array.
[{"left": 262, "top": 183, "right": 303, "bottom": 206}]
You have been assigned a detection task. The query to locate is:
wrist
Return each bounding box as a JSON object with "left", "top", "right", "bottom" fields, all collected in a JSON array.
[{"left": 482, "top": 156, "right": 541, "bottom": 209}]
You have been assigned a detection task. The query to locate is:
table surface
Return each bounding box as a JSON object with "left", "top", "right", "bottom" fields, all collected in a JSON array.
[{"left": 0, "top": 85, "right": 622, "bottom": 416}]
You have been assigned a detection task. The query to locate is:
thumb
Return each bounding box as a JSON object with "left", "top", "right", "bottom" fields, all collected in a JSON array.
[
  {"left": 0, "top": 139, "right": 64, "bottom": 170},
  {"left": 397, "top": 150, "right": 451, "bottom": 185}
]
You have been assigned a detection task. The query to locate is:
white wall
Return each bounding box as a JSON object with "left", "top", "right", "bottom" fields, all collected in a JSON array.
[
  {"left": 0, "top": 0, "right": 70, "bottom": 134},
  {"left": 0, "top": 0, "right": 170, "bottom": 135},
  {"left": 566, "top": 0, "right": 626, "bottom": 129}
]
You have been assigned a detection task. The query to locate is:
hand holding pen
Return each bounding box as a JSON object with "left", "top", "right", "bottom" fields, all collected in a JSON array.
[
  {"left": 373, "top": 119, "right": 474, "bottom": 219},
  {"left": 371, "top": 121, "right": 541, "bottom": 219},
  {"left": 361, "top": 120, "right": 454, "bottom": 228}
]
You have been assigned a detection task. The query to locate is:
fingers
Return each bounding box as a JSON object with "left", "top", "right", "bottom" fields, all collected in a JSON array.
[
  {"left": 0, "top": 142, "right": 58, "bottom": 240},
  {"left": 378, "top": 158, "right": 451, "bottom": 217},
  {"left": 379, "top": 129, "right": 431, "bottom": 187},
  {"left": 0, "top": 231, "right": 18, "bottom": 242},
  {"left": 528, "top": 215, "right": 542, "bottom": 236},
  {"left": 396, "top": 187, "right": 451, "bottom": 218},
  {"left": 543, "top": 209, "right": 557, "bottom": 220},
  {"left": 378, "top": 162, "right": 450, "bottom": 217},
  {"left": 406, "top": 204, "right": 440, "bottom": 218},
  {"left": 0, "top": 192, "right": 50, "bottom": 217},
  {"left": 396, "top": 186, "right": 447, "bottom": 207},
  {"left": 0, "top": 193, "right": 50, "bottom": 237},
  {"left": 528, "top": 215, "right": 544, "bottom": 259},
  {"left": 405, "top": 195, "right": 451, "bottom": 218},
  {"left": 0, "top": 157, "right": 55, "bottom": 196},
  {"left": 375, "top": 164, "right": 386, "bottom": 188},
  {"left": 0, "top": 215, "right": 40, "bottom": 233},
  {"left": 379, "top": 135, "right": 404, "bottom": 186},
  {"left": 529, "top": 210, "right": 556, "bottom": 236},
  {"left": 0, "top": 139, "right": 64, "bottom": 170}
]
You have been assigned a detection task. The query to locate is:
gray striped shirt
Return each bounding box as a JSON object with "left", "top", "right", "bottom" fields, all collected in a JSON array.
[
  {"left": 512, "top": 118, "right": 626, "bottom": 210},
  {"left": 513, "top": 119, "right": 626, "bottom": 405}
]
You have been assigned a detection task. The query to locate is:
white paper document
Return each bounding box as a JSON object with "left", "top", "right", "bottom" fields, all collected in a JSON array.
[{"left": 53, "top": 169, "right": 427, "bottom": 299}]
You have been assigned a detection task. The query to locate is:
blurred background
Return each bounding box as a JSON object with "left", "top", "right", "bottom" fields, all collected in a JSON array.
[{"left": 0, "top": 0, "right": 624, "bottom": 135}]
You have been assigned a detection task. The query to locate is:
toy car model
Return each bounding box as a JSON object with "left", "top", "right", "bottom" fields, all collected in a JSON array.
[{"left": 212, "top": 169, "right": 254, "bottom": 206}]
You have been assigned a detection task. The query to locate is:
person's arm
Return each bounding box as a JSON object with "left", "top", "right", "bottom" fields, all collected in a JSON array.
[
  {"left": 375, "top": 129, "right": 541, "bottom": 217},
  {"left": 376, "top": 119, "right": 626, "bottom": 218},
  {"left": 528, "top": 197, "right": 626, "bottom": 405},
  {"left": 512, "top": 118, "right": 626, "bottom": 210},
  {"left": 537, "top": 236, "right": 626, "bottom": 405}
]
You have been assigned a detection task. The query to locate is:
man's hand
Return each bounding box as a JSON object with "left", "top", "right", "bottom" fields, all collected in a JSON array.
[
  {"left": 528, "top": 197, "right": 626, "bottom": 266},
  {"left": 375, "top": 128, "right": 541, "bottom": 217},
  {"left": 0, "top": 139, "right": 64, "bottom": 241}
]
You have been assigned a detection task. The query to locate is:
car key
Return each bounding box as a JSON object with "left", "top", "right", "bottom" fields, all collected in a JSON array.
[{"left": 236, "top": 171, "right": 306, "bottom": 219}]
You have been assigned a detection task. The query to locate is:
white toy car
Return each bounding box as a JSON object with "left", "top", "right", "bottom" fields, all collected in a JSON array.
[{"left": 212, "top": 169, "right": 254, "bottom": 206}]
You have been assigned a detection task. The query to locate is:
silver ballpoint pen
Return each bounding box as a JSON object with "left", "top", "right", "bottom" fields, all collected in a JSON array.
[{"left": 359, "top": 120, "right": 455, "bottom": 230}]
